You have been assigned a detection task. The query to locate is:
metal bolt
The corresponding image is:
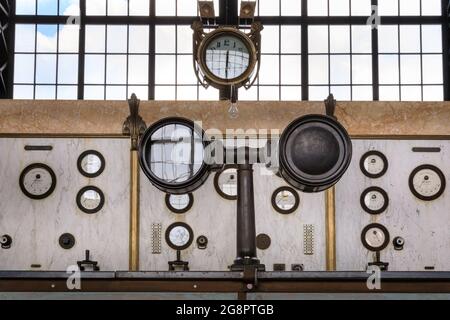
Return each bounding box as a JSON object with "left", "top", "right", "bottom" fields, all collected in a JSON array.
[{"left": 246, "top": 284, "right": 253, "bottom": 290}]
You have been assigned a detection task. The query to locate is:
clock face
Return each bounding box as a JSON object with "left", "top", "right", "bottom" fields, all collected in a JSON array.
[
  {"left": 165, "top": 222, "right": 194, "bottom": 250},
  {"left": 78, "top": 150, "right": 105, "bottom": 178},
  {"left": 360, "top": 187, "right": 389, "bottom": 215},
  {"left": 360, "top": 151, "right": 388, "bottom": 178},
  {"left": 361, "top": 224, "right": 390, "bottom": 252},
  {"left": 271, "top": 187, "right": 300, "bottom": 214},
  {"left": 76, "top": 186, "right": 104, "bottom": 214},
  {"left": 20, "top": 163, "right": 56, "bottom": 199},
  {"left": 409, "top": 165, "right": 446, "bottom": 201},
  {"left": 205, "top": 35, "right": 250, "bottom": 80}
]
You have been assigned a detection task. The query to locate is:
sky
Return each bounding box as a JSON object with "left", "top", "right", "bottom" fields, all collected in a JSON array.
[{"left": 12, "top": 0, "right": 444, "bottom": 101}]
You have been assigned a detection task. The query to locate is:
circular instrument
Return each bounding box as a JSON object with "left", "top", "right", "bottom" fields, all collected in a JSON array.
[
  {"left": 165, "top": 222, "right": 194, "bottom": 251},
  {"left": 165, "top": 193, "right": 194, "bottom": 214},
  {"left": 360, "top": 186, "right": 389, "bottom": 215},
  {"left": 59, "top": 233, "right": 76, "bottom": 249},
  {"left": 409, "top": 165, "right": 446, "bottom": 201},
  {"left": 360, "top": 151, "right": 388, "bottom": 179},
  {"left": 214, "top": 165, "right": 238, "bottom": 200},
  {"left": 77, "top": 150, "right": 105, "bottom": 178},
  {"left": 76, "top": 186, "right": 105, "bottom": 214},
  {"left": 271, "top": 186, "right": 300, "bottom": 214},
  {"left": 361, "top": 223, "right": 390, "bottom": 252},
  {"left": 19, "top": 163, "right": 57, "bottom": 200}
]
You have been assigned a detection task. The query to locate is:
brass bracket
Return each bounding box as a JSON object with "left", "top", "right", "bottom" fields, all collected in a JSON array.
[{"left": 122, "top": 93, "right": 146, "bottom": 151}]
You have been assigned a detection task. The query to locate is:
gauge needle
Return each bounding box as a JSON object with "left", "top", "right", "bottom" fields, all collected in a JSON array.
[{"left": 225, "top": 50, "right": 229, "bottom": 78}]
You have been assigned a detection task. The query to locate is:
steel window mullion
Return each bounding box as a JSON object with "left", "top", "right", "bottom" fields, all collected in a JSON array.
[
  {"left": 442, "top": 0, "right": 449, "bottom": 100},
  {"left": 77, "top": 0, "right": 86, "bottom": 99}
]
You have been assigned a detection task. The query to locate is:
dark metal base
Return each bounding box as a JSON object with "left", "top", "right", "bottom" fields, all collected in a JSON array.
[{"left": 229, "top": 258, "right": 266, "bottom": 272}]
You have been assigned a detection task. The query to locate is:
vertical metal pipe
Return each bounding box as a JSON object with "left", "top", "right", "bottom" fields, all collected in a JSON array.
[
  {"left": 129, "top": 149, "right": 140, "bottom": 271},
  {"left": 325, "top": 186, "right": 336, "bottom": 271},
  {"left": 236, "top": 163, "right": 257, "bottom": 259}
]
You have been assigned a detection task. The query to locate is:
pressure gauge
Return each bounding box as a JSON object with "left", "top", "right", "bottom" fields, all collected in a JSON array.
[
  {"left": 360, "top": 151, "right": 388, "bottom": 178},
  {"left": 214, "top": 165, "right": 238, "bottom": 200},
  {"left": 19, "top": 163, "right": 57, "bottom": 199},
  {"left": 165, "top": 222, "right": 194, "bottom": 251},
  {"left": 76, "top": 186, "right": 105, "bottom": 214},
  {"left": 271, "top": 186, "right": 300, "bottom": 214},
  {"left": 361, "top": 223, "right": 390, "bottom": 252},
  {"left": 360, "top": 187, "right": 389, "bottom": 215},
  {"left": 77, "top": 150, "right": 105, "bottom": 178},
  {"left": 165, "top": 193, "right": 194, "bottom": 214},
  {"left": 409, "top": 165, "right": 446, "bottom": 201}
]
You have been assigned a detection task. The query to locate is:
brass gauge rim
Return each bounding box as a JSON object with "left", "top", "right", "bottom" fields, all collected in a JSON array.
[{"left": 197, "top": 27, "right": 258, "bottom": 87}]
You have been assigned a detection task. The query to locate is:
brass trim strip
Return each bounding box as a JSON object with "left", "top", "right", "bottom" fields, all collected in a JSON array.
[
  {"left": 129, "top": 150, "right": 140, "bottom": 271},
  {"left": 325, "top": 187, "right": 336, "bottom": 271}
]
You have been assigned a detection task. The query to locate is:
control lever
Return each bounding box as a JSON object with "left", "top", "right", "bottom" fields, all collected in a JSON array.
[{"left": 77, "top": 250, "right": 100, "bottom": 271}]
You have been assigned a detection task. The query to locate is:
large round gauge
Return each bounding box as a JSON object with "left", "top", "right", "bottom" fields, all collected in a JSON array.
[
  {"left": 360, "top": 151, "right": 388, "bottom": 179},
  {"left": 361, "top": 223, "right": 390, "bottom": 252},
  {"left": 214, "top": 165, "right": 238, "bottom": 200},
  {"left": 165, "top": 222, "right": 194, "bottom": 251},
  {"left": 271, "top": 186, "right": 300, "bottom": 215},
  {"left": 76, "top": 186, "right": 105, "bottom": 214},
  {"left": 360, "top": 187, "right": 389, "bottom": 215},
  {"left": 409, "top": 165, "right": 446, "bottom": 201},
  {"left": 77, "top": 150, "right": 105, "bottom": 178},
  {"left": 165, "top": 193, "right": 194, "bottom": 214},
  {"left": 19, "top": 163, "right": 57, "bottom": 200},
  {"left": 197, "top": 27, "right": 257, "bottom": 86}
]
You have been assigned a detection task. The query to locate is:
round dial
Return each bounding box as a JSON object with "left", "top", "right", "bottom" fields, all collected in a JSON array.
[
  {"left": 214, "top": 165, "right": 238, "bottom": 200},
  {"left": 205, "top": 34, "right": 250, "bottom": 80},
  {"left": 165, "top": 193, "right": 194, "bottom": 214},
  {"left": 76, "top": 186, "right": 105, "bottom": 214},
  {"left": 361, "top": 223, "right": 390, "bottom": 252},
  {"left": 409, "top": 165, "right": 446, "bottom": 201},
  {"left": 271, "top": 186, "right": 300, "bottom": 215},
  {"left": 77, "top": 150, "right": 105, "bottom": 178},
  {"left": 360, "top": 187, "right": 389, "bottom": 215},
  {"left": 19, "top": 163, "right": 56, "bottom": 199},
  {"left": 360, "top": 151, "right": 388, "bottom": 178},
  {"left": 165, "top": 222, "right": 194, "bottom": 250}
]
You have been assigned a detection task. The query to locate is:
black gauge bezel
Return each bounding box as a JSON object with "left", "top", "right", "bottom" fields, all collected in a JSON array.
[
  {"left": 409, "top": 164, "right": 446, "bottom": 201},
  {"left": 76, "top": 186, "right": 105, "bottom": 214},
  {"left": 77, "top": 150, "right": 106, "bottom": 178},
  {"left": 165, "top": 222, "right": 194, "bottom": 251},
  {"left": 19, "top": 163, "right": 57, "bottom": 200},
  {"left": 361, "top": 223, "right": 390, "bottom": 252},
  {"left": 271, "top": 186, "right": 300, "bottom": 215},
  {"left": 59, "top": 233, "right": 76, "bottom": 249},
  {"left": 359, "top": 150, "right": 388, "bottom": 179},
  {"left": 360, "top": 186, "right": 389, "bottom": 215},
  {"left": 214, "top": 164, "right": 238, "bottom": 200},
  {"left": 165, "top": 193, "right": 194, "bottom": 214}
]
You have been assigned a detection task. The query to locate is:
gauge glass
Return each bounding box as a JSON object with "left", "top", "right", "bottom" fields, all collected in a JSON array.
[
  {"left": 80, "top": 189, "right": 101, "bottom": 211},
  {"left": 216, "top": 167, "right": 238, "bottom": 199},
  {"left": 364, "top": 190, "right": 385, "bottom": 211},
  {"left": 169, "top": 194, "right": 190, "bottom": 211},
  {"left": 81, "top": 154, "right": 102, "bottom": 174},
  {"left": 169, "top": 226, "right": 191, "bottom": 247},
  {"left": 412, "top": 168, "right": 443, "bottom": 198},
  {"left": 20, "top": 164, "right": 56, "bottom": 199},
  {"left": 363, "top": 155, "right": 384, "bottom": 176},
  {"left": 275, "top": 190, "right": 296, "bottom": 210},
  {"left": 364, "top": 227, "right": 387, "bottom": 250}
]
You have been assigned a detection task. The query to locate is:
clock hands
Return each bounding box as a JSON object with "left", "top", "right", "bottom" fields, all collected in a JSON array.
[{"left": 225, "top": 50, "right": 229, "bottom": 79}]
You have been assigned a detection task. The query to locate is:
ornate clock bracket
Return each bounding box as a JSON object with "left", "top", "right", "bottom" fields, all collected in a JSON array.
[
  {"left": 324, "top": 94, "right": 337, "bottom": 120},
  {"left": 123, "top": 93, "right": 147, "bottom": 151}
]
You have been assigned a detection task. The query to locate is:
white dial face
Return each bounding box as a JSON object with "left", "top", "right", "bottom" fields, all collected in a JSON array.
[
  {"left": 364, "top": 227, "right": 387, "bottom": 249},
  {"left": 80, "top": 189, "right": 102, "bottom": 211},
  {"left": 81, "top": 154, "right": 102, "bottom": 175},
  {"left": 363, "top": 154, "right": 385, "bottom": 176},
  {"left": 205, "top": 35, "right": 250, "bottom": 79},
  {"left": 363, "top": 190, "right": 385, "bottom": 211},
  {"left": 412, "top": 168, "right": 443, "bottom": 198},
  {"left": 275, "top": 190, "right": 296, "bottom": 210},
  {"left": 169, "top": 194, "right": 190, "bottom": 210},
  {"left": 22, "top": 167, "right": 54, "bottom": 196},
  {"left": 218, "top": 168, "right": 237, "bottom": 197},
  {"left": 169, "top": 226, "right": 191, "bottom": 247}
]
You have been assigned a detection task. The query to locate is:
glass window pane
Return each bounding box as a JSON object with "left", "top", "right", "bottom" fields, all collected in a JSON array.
[
  {"left": 14, "top": 54, "right": 35, "bottom": 83},
  {"left": 259, "top": 0, "right": 279, "bottom": 16},
  {"left": 107, "top": 25, "right": 127, "bottom": 53},
  {"left": 378, "top": 25, "right": 399, "bottom": 53},
  {"left": 37, "top": 0, "right": 57, "bottom": 15},
  {"left": 177, "top": 86, "right": 198, "bottom": 100},
  {"left": 128, "top": 55, "right": 149, "bottom": 84},
  {"left": 281, "top": 55, "right": 301, "bottom": 85},
  {"left": 86, "top": 0, "right": 107, "bottom": 15},
  {"left": 330, "top": 55, "right": 350, "bottom": 84},
  {"left": 352, "top": 25, "right": 371, "bottom": 53},
  {"left": 378, "top": 0, "right": 398, "bottom": 16},
  {"left": 16, "top": 0, "right": 36, "bottom": 15},
  {"left": 351, "top": 0, "right": 371, "bottom": 16},
  {"left": 57, "top": 86, "right": 78, "bottom": 99},
  {"left": 331, "top": 86, "right": 351, "bottom": 100},
  {"left": 422, "top": 25, "right": 442, "bottom": 53},
  {"left": 155, "top": 55, "right": 176, "bottom": 84},
  {"left": 259, "top": 55, "right": 279, "bottom": 85},
  {"left": 156, "top": 26, "right": 176, "bottom": 53},
  {"left": 423, "top": 86, "right": 443, "bottom": 101},
  {"left": 309, "top": 86, "right": 330, "bottom": 101},
  {"left": 198, "top": 86, "right": 217, "bottom": 100},
  {"left": 106, "top": 86, "right": 126, "bottom": 99},
  {"left": 281, "top": 0, "right": 301, "bottom": 16},
  {"left": 352, "top": 86, "right": 373, "bottom": 100},
  {"left": 379, "top": 55, "right": 399, "bottom": 84},
  {"left": 85, "top": 54, "right": 105, "bottom": 84},
  {"left": 107, "top": 0, "right": 128, "bottom": 15},
  {"left": 177, "top": 55, "right": 197, "bottom": 84},
  {"left": 178, "top": 26, "right": 193, "bottom": 54},
  {"left": 308, "top": 0, "right": 328, "bottom": 16},
  {"left": 401, "top": 86, "right": 421, "bottom": 101},
  {"left": 58, "top": 54, "right": 78, "bottom": 84},
  {"left": 59, "top": 0, "right": 80, "bottom": 15},
  {"left": 59, "top": 25, "right": 79, "bottom": 53},
  {"left": 309, "top": 26, "right": 328, "bottom": 53},
  {"left": 281, "top": 26, "right": 301, "bottom": 53},
  {"left": 380, "top": 86, "right": 400, "bottom": 101},
  {"left": 422, "top": 55, "right": 443, "bottom": 84},
  {"left": 177, "top": 0, "right": 197, "bottom": 16},
  {"left": 35, "top": 85, "right": 56, "bottom": 99},
  {"left": 238, "top": 85, "right": 257, "bottom": 101},
  {"left": 330, "top": 26, "right": 350, "bottom": 53},
  {"left": 261, "top": 26, "right": 279, "bottom": 54},
  {"left": 352, "top": 55, "right": 372, "bottom": 84},
  {"left": 329, "top": 0, "right": 349, "bottom": 16},
  {"left": 309, "top": 55, "right": 329, "bottom": 84},
  {"left": 400, "top": 55, "right": 421, "bottom": 84},
  {"left": 129, "top": 26, "right": 149, "bottom": 53},
  {"left": 106, "top": 55, "right": 127, "bottom": 84},
  {"left": 422, "top": 0, "right": 441, "bottom": 16},
  {"left": 400, "top": 25, "right": 420, "bottom": 53},
  {"left": 128, "top": 86, "right": 149, "bottom": 100},
  {"left": 155, "top": 86, "right": 176, "bottom": 100},
  {"left": 36, "top": 54, "right": 57, "bottom": 84},
  {"left": 15, "top": 25, "right": 36, "bottom": 53},
  {"left": 37, "top": 25, "right": 58, "bottom": 52},
  {"left": 399, "top": 0, "right": 420, "bottom": 16},
  {"left": 85, "top": 26, "right": 106, "bottom": 53},
  {"left": 129, "top": 0, "right": 150, "bottom": 16},
  {"left": 84, "top": 86, "right": 105, "bottom": 99},
  {"left": 14, "top": 85, "right": 34, "bottom": 99},
  {"left": 259, "top": 86, "right": 279, "bottom": 101},
  {"left": 156, "top": 0, "right": 175, "bottom": 16},
  {"left": 281, "top": 86, "right": 301, "bottom": 101}
]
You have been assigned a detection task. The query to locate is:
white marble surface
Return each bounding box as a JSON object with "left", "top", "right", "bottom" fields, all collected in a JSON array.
[
  {"left": 0, "top": 138, "right": 130, "bottom": 271},
  {"left": 139, "top": 164, "right": 326, "bottom": 271},
  {"left": 336, "top": 140, "right": 450, "bottom": 271}
]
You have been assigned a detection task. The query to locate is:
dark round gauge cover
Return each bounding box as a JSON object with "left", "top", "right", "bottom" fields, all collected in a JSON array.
[
  {"left": 19, "top": 163, "right": 57, "bottom": 200},
  {"left": 77, "top": 150, "right": 106, "bottom": 178},
  {"left": 76, "top": 186, "right": 105, "bottom": 214},
  {"left": 256, "top": 234, "right": 271, "bottom": 250},
  {"left": 59, "top": 233, "right": 75, "bottom": 249},
  {"left": 271, "top": 186, "right": 300, "bottom": 215},
  {"left": 139, "top": 117, "right": 211, "bottom": 195},
  {"left": 165, "top": 193, "right": 194, "bottom": 214},
  {"left": 359, "top": 150, "right": 388, "bottom": 179},
  {"left": 360, "top": 186, "right": 389, "bottom": 215},
  {"left": 409, "top": 164, "right": 446, "bottom": 201},
  {"left": 361, "top": 223, "right": 390, "bottom": 252},
  {"left": 278, "top": 115, "right": 352, "bottom": 193},
  {"left": 165, "top": 222, "right": 194, "bottom": 251}
]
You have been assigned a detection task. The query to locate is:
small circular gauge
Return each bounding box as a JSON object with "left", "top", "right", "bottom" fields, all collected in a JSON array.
[
  {"left": 271, "top": 186, "right": 300, "bottom": 215},
  {"left": 360, "top": 151, "right": 388, "bottom": 179},
  {"left": 59, "top": 233, "right": 75, "bottom": 249},
  {"left": 360, "top": 187, "right": 389, "bottom": 215},
  {"left": 165, "top": 222, "right": 194, "bottom": 251},
  {"left": 165, "top": 193, "right": 194, "bottom": 214},
  {"left": 19, "top": 163, "right": 57, "bottom": 200},
  {"left": 76, "top": 186, "right": 105, "bottom": 214},
  {"left": 214, "top": 165, "right": 238, "bottom": 200},
  {"left": 77, "top": 150, "right": 105, "bottom": 178},
  {"left": 409, "top": 165, "right": 446, "bottom": 201},
  {"left": 361, "top": 223, "right": 390, "bottom": 252}
]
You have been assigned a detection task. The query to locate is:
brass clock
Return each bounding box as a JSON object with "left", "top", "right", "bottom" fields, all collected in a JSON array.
[{"left": 193, "top": 21, "right": 262, "bottom": 89}]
